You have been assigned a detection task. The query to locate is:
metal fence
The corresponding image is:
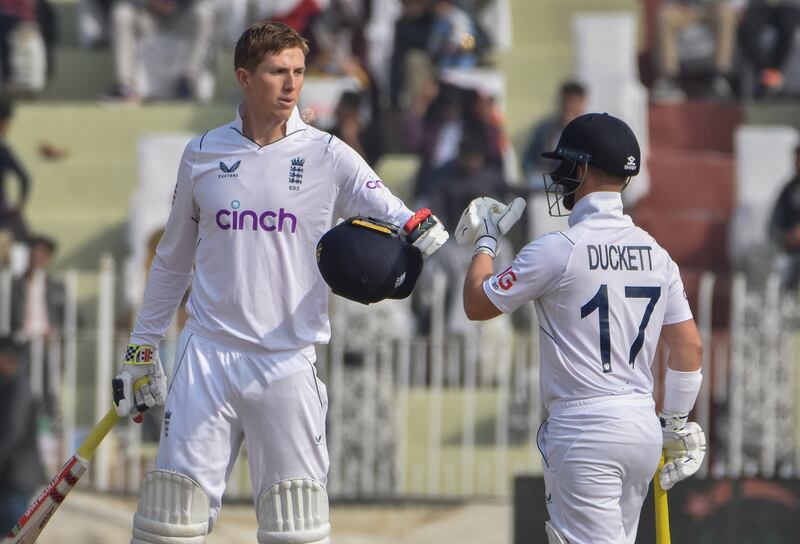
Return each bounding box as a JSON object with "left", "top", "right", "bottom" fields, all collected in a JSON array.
[{"left": 3, "top": 257, "right": 800, "bottom": 501}]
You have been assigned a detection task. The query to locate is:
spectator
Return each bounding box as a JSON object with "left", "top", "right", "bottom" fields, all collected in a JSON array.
[
  {"left": 769, "top": 145, "right": 800, "bottom": 288},
  {"left": 428, "top": 0, "right": 483, "bottom": 70},
  {"left": 427, "top": 134, "right": 507, "bottom": 230},
  {"left": 0, "top": 0, "right": 51, "bottom": 95},
  {"left": 738, "top": 0, "right": 800, "bottom": 97},
  {"left": 651, "top": 0, "right": 744, "bottom": 102},
  {"left": 331, "top": 90, "right": 384, "bottom": 167},
  {"left": 390, "top": 0, "right": 433, "bottom": 109},
  {"left": 0, "top": 335, "right": 45, "bottom": 536},
  {"left": 11, "top": 234, "right": 64, "bottom": 342},
  {"left": 521, "top": 80, "right": 587, "bottom": 188},
  {"left": 309, "top": 0, "right": 370, "bottom": 73},
  {"left": 11, "top": 234, "right": 65, "bottom": 422},
  {"left": 105, "top": 0, "right": 215, "bottom": 101},
  {"left": 77, "top": 0, "right": 112, "bottom": 48},
  {"left": 405, "top": 80, "right": 466, "bottom": 198},
  {"left": 406, "top": 81, "right": 507, "bottom": 201},
  {"left": 251, "top": 0, "right": 323, "bottom": 36},
  {"left": 0, "top": 99, "right": 30, "bottom": 265}
]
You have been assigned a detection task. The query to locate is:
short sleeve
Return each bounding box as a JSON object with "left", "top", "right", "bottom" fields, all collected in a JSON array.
[
  {"left": 664, "top": 258, "right": 693, "bottom": 325},
  {"left": 483, "top": 232, "right": 573, "bottom": 314}
]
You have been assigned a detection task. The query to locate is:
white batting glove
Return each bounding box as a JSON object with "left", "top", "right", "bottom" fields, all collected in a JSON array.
[
  {"left": 659, "top": 412, "right": 707, "bottom": 490},
  {"left": 455, "top": 197, "right": 526, "bottom": 258},
  {"left": 401, "top": 208, "right": 449, "bottom": 259},
  {"left": 112, "top": 344, "right": 167, "bottom": 417}
]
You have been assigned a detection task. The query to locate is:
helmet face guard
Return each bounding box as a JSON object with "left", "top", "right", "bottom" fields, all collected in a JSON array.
[{"left": 543, "top": 148, "right": 590, "bottom": 217}]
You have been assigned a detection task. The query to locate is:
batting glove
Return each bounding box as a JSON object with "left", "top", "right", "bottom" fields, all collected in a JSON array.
[
  {"left": 112, "top": 344, "right": 167, "bottom": 418},
  {"left": 659, "top": 412, "right": 707, "bottom": 490},
  {"left": 455, "top": 197, "right": 526, "bottom": 258},
  {"left": 401, "top": 208, "right": 449, "bottom": 259}
]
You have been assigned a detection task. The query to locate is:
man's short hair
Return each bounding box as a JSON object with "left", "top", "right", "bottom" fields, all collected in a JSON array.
[
  {"left": 560, "top": 80, "right": 586, "bottom": 97},
  {"left": 234, "top": 21, "right": 310, "bottom": 73},
  {"left": 29, "top": 234, "right": 57, "bottom": 253}
]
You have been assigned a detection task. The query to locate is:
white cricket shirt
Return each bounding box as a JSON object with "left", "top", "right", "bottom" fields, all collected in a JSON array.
[
  {"left": 130, "top": 106, "right": 413, "bottom": 352},
  {"left": 484, "top": 192, "right": 693, "bottom": 409}
]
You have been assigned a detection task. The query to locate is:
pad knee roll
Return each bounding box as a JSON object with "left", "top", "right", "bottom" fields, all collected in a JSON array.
[
  {"left": 131, "top": 470, "right": 210, "bottom": 544},
  {"left": 257, "top": 479, "right": 331, "bottom": 544}
]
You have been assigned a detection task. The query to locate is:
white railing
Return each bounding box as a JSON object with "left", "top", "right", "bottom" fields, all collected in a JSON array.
[{"left": 3, "top": 257, "right": 800, "bottom": 501}]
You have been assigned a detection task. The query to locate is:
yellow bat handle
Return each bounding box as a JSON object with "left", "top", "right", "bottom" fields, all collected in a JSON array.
[
  {"left": 654, "top": 451, "right": 671, "bottom": 544},
  {"left": 76, "top": 377, "right": 150, "bottom": 459}
]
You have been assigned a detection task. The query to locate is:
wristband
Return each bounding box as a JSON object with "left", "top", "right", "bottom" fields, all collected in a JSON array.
[
  {"left": 474, "top": 234, "right": 497, "bottom": 258},
  {"left": 663, "top": 367, "right": 702, "bottom": 416}
]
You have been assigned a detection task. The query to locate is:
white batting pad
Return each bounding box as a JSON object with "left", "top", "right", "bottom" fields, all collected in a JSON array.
[
  {"left": 131, "top": 470, "right": 209, "bottom": 543},
  {"left": 257, "top": 479, "right": 331, "bottom": 544}
]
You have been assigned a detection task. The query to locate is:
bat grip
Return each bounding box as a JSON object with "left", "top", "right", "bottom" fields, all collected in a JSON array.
[
  {"left": 654, "top": 451, "right": 671, "bottom": 544},
  {"left": 75, "top": 377, "right": 151, "bottom": 459}
]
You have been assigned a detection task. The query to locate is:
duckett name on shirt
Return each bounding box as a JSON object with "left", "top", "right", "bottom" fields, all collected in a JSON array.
[
  {"left": 587, "top": 244, "right": 653, "bottom": 271},
  {"left": 215, "top": 207, "right": 297, "bottom": 233}
]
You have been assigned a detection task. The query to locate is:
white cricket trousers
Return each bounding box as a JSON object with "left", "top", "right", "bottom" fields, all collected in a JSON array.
[
  {"left": 537, "top": 394, "right": 662, "bottom": 544},
  {"left": 155, "top": 329, "right": 330, "bottom": 529}
]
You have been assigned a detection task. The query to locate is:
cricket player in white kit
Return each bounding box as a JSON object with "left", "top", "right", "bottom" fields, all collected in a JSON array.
[
  {"left": 109, "top": 22, "right": 448, "bottom": 544},
  {"left": 458, "top": 113, "right": 707, "bottom": 543}
]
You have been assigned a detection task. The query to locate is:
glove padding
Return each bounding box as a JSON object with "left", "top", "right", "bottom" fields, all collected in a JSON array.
[
  {"left": 112, "top": 344, "right": 167, "bottom": 417},
  {"left": 401, "top": 208, "right": 449, "bottom": 259},
  {"left": 659, "top": 413, "right": 706, "bottom": 491},
  {"left": 455, "top": 197, "right": 526, "bottom": 257}
]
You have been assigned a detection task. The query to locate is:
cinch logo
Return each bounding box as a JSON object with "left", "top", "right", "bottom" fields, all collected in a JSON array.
[
  {"left": 219, "top": 160, "right": 241, "bottom": 178},
  {"left": 365, "top": 179, "right": 384, "bottom": 189},
  {"left": 497, "top": 266, "right": 517, "bottom": 291},
  {"left": 216, "top": 200, "right": 297, "bottom": 233}
]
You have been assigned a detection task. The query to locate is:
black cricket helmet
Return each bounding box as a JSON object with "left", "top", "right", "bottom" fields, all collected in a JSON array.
[
  {"left": 316, "top": 217, "right": 424, "bottom": 305},
  {"left": 542, "top": 112, "right": 640, "bottom": 216}
]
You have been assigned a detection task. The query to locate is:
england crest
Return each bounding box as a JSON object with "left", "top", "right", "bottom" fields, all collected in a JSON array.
[{"left": 289, "top": 157, "right": 305, "bottom": 186}]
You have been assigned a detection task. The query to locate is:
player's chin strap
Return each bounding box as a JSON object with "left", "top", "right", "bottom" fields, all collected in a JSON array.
[
  {"left": 545, "top": 521, "right": 570, "bottom": 543},
  {"left": 257, "top": 479, "right": 330, "bottom": 544}
]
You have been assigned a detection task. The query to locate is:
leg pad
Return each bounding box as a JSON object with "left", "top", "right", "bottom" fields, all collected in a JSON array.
[
  {"left": 131, "top": 470, "right": 209, "bottom": 544},
  {"left": 257, "top": 479, "right": 330, "bottom": 544}
]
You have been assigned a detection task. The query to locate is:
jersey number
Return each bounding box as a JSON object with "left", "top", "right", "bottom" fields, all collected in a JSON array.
[{"left": 580, "top": 285, "right": 661, "bottom": 373}]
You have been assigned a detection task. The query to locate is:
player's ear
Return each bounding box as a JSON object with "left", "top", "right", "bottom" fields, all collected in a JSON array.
[
  {"left": 576, "top": 162, "right": 588, "bottom": 181},
  {"left": 235, "top": 67, "right": 251, "bottom": 89}
]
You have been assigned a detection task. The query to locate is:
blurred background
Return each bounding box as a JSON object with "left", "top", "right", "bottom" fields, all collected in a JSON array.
[{"left": 0, "top": 0, "right": 800, "bottom": 542}]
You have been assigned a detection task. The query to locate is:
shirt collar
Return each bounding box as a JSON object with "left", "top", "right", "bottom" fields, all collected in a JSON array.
[
  {"left": 231, "top": 103, "right": 306, "bottom": 134},
  {"left": 567, "top": 192, "right": 628, "bottom": 227}
]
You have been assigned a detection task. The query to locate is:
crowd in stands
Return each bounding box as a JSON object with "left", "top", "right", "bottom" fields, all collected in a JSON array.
[
  {"left": 0, "top": 1, "right": 798, "bottom": 329},
  {"left": 651, "top": 0, "right": 800, "bottom": 102}
]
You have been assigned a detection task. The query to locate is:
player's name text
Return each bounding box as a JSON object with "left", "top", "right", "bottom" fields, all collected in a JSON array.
[{"left": 587, "top": 244, "right": 653, "bottom": 271}]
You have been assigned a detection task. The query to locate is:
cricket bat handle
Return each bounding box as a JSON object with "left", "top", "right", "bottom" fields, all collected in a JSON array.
[{"left": 654, "top": 451, "right": 671, "bottom": 544}]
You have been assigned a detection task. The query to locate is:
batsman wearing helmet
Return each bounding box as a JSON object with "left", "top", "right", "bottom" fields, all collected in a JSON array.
[
  {"left": 110, "top": 21, "right": 448, "bottom": 544},
  {"left": 459, "top": 113, "right": 706, "bottom": 543}
]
